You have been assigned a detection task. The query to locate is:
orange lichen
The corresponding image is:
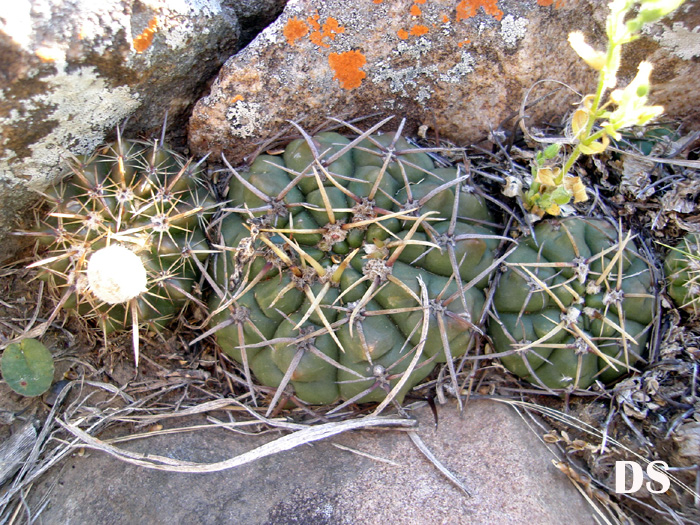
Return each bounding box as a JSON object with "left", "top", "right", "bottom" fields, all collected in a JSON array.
[
  {"left": 133, "top": 17, "right": 158, "bottom": 53},
  {"left": 230, "top": 95, "right": 245, "bottom": 103},
  {"left": 323, "top": 17, "right": 345, "bottom": 38},
  {"left": 397, "top": 28, "right": 409, "bottom": 40},
  {"left": 328, "top": 50, "right": 366, "bottom": 90},
  {"left": 415, "top": 0, "right": 426, "bottom": 3},
  {"left": 373, "top": 0, "right": 383, "bottom": 3},
  {"left": 410, "top": 4, "right": 422, "bottom": 16},
  {"left": 410, "top": 24, "right": 429, "bottom": 36},
  {"left": 537, "top": 0, "right": 565, "bottom": 6},
  {"left": 35, "top": 47, "right": 63, "bottom": 62},
  {"left": 308, "top": 14, "right": 345, "bottom": 48},
  {"left": 307, "top": 13, "right": 321, "bottom": 32},
  {"left": 456, "top": 0, "right": 503, "bottom": 22},
  {"left": 442, "top": 14, "right": 450, "bottom": 23},
  {"left": 457, "top": 39, "right": 471, "bottom": 47},
  {"left": 284, "top": 12, "right": 346, "bottom": 48},
  {"left": 283, "top": 17, "right": 309, "bottom": 45},
  {"left": 309, "top": 31, "right": 327, "bottom": 47}
]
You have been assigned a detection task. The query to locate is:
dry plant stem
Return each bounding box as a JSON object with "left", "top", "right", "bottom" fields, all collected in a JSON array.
[
  {"left": 55, "top": 416, "right": 416, "bottom": 473},
  {"left": 331, "top": 443, "right": 402, "bottom": 467},
  {"left": 407, "top": 430, "right": 471, "bottom": 497},
  {"left": 372, "top": 278, "right": 430, "bottom": 416},
  {"left": 507, "top": 405, "right": 619, "bottom": 523},
  {"left": 518, "top": 80, "right": 581, "bottom": 146},
  {"left": 0, "top": 422, "right": 37, "bottom": 485},
  {"left": 493, "top": 399, "right": 700, "bottom": 503}
]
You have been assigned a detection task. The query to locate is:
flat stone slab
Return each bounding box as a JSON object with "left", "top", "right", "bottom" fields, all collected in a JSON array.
[{"left": 29, "top": 400, "right": 597, "bottom": 524}]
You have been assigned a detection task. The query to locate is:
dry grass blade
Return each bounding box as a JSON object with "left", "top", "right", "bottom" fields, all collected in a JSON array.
[
  {"left": 407, "top": 430, "right": 471, "bottom": 497},
  {"left": 0, "top": 422, "right": 37, "bottom": 486},
  {"left": 493, "top": 399, "right": 700, "bottom": 502},
  {"left": 331, "top": 443, "right": 402, "bottom": 467},
  {"left": 265, "top": 346, "right": 304, "bottom": 417},
  {"left": 371, "top": 277, "right": 430, "bottom": 416},
  {"left": 56, "top": 416, "right": 417, "bottom": 473}
]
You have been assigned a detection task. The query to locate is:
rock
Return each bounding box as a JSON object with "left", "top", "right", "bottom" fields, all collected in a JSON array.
[
  {"left": 188, "top": 0, "right": 700, "bottom": 165},
  {"left": 0, "top": 0, "right": 285, "bottom": 263},
  {"left": 672, "top": 421, "right": 700, "bottom": 467},
  {"left": 28, "top": 400, "right": 597, "bottom": 524},
  {"left": 230, "top": 0, "right": 289, "bottom": 48}
]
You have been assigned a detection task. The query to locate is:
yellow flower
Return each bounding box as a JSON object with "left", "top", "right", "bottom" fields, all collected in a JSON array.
[
  {"left": 545, "top": 202, "right": 561, "bottom": 216},
  {"left": 564, "top": 176, "right": 589, "bottom": 203},
  {"left": 535, "top": 167, "right": 559, "bottom": 187},
  {"left": 604, "top": 61, "right": 665, "bottom": 137},
  {"left": 578, "top": 134, "right": 610, "bottom": 155},
  {"left": 568, "top": 32, "right": 606, "bottom": 71}
]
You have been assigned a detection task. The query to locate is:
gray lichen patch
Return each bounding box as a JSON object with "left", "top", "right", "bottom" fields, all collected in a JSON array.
[
  {"left": 1, "top": 66, "right": 140, "bottom": 184},
  {"left": 648, "top": 22, "right": 700, "bottom": 60},
  {"left": 438, "top": 51, "right": 476, "bottom": 83},
  {"left": 226, "top": 100, "right": 269, "bottom": 138},
  {"left": 0, "top": 0, "right": 252, "bottom": 262},
  {"left": 500, "top": 14, "right": 529, "bottom": 49}
]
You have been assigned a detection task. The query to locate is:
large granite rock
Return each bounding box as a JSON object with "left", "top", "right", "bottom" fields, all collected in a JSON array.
[
  {"left": 27, "top": 400, "right": 599, "bottom": 524},
  {"left": 188, "top": 0, "right": 700, "bottom": 165},
  {"left": 0, "top": 0, "right": 285, "bottom": 262}
]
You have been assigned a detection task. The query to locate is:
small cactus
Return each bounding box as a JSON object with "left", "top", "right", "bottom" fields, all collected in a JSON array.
[
  {"left": 664, "top": 232, "right": 700, "bottom": 316},
  {"left": 207, "top": 121, "right": 503, "bottom": 411},
  {"left": 487, "top": 218, "right": 657, "bottom": 390},
  {"left": 1, "top": 339, "right": 55, "bottom": 397},
  {"left": 29, "top": 134, "right": 215, "bottom": 365}
]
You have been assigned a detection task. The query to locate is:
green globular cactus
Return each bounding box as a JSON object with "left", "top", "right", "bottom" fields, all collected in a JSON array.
[
  {"left": 488, "top": 218, "right": 656, "bottom": 390},
  {"left": 664, "top": 232, "right": 700, "bottom": 316},
  {"left": 29, "top": 135, "right": 215, "bottom": 364},
  {"left": 208, "top": 123, "right": 502, "bottom": 410}
]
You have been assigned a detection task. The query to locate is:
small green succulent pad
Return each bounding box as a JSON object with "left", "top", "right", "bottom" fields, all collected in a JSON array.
[
  {"left": 488, "top": 218, "right": 656, "bottom": 390},
  {"left": 208, "top": 120, "right": 503, "bottom": 412},
  {"left": 1, "top": 339, "right": 55, "bottom": 397},
  {"left": 30, "top": 136, "right": 215, "bottom": 364},
  {"left": 664, "top": 232, "right": 700, "bottom": 316}
]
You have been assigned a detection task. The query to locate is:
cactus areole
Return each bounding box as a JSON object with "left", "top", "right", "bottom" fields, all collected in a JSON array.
[
  {"left": 209, "top": 124, "right": 502, "bottom": 408},
  {"left": 488, "top": 218, "right": 656, "bottom": 390}
]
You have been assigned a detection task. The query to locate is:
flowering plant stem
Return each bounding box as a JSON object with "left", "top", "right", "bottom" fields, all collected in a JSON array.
[{"left": 524, "top": 0, "right": 685, "bottom": 219}]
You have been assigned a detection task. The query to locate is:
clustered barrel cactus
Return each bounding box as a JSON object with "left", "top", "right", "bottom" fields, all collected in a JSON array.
[
  {"left": 664, "top": 232, "right": 700, "bottom": 316},
  {"left": 487, "top": 218, "right": 656, "bottom": 390},
  {"left": 25, "top": 123, "right": 669, "bottom": 402},
  {"left": 207, "top": 122, "right": 502, "bottom": 410},
  {"left": 30, "top": 135, "right": 214, "bottom": 364}
]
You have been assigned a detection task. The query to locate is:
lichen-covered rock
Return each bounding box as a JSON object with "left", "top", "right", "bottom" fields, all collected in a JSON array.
[
  {"left": 0, "top": 0, "right": 285, "bottom": 263},
  {"left": 188, "top": 0, "right": 700, "bottom": 165},
  {"left": 488, "top": 218, "right": 657, "bottom": 390},
  {"left": 209, "top": 123, "right": 501, "bottom": 407}
]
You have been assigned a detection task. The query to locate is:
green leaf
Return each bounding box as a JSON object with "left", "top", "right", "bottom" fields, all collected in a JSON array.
[
  {"left": 543, "top": 144, "right": 561, "bottom": 160},
  {"left": 537, "top": 194, "right": 553, "bottom": 210},
  {"left": 552, "top": 186, "right": 573, "bottom": 205},
  {"left": 1, "top": 339, "right": 55, "bottom": 397},
  {"left": 637, "top": 0, "right": 686, "bottom": 24}
]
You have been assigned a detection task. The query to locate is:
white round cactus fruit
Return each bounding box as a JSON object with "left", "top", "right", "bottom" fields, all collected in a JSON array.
[{"left": 87, "top": 245, "right": 147, "bottom": 304}]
